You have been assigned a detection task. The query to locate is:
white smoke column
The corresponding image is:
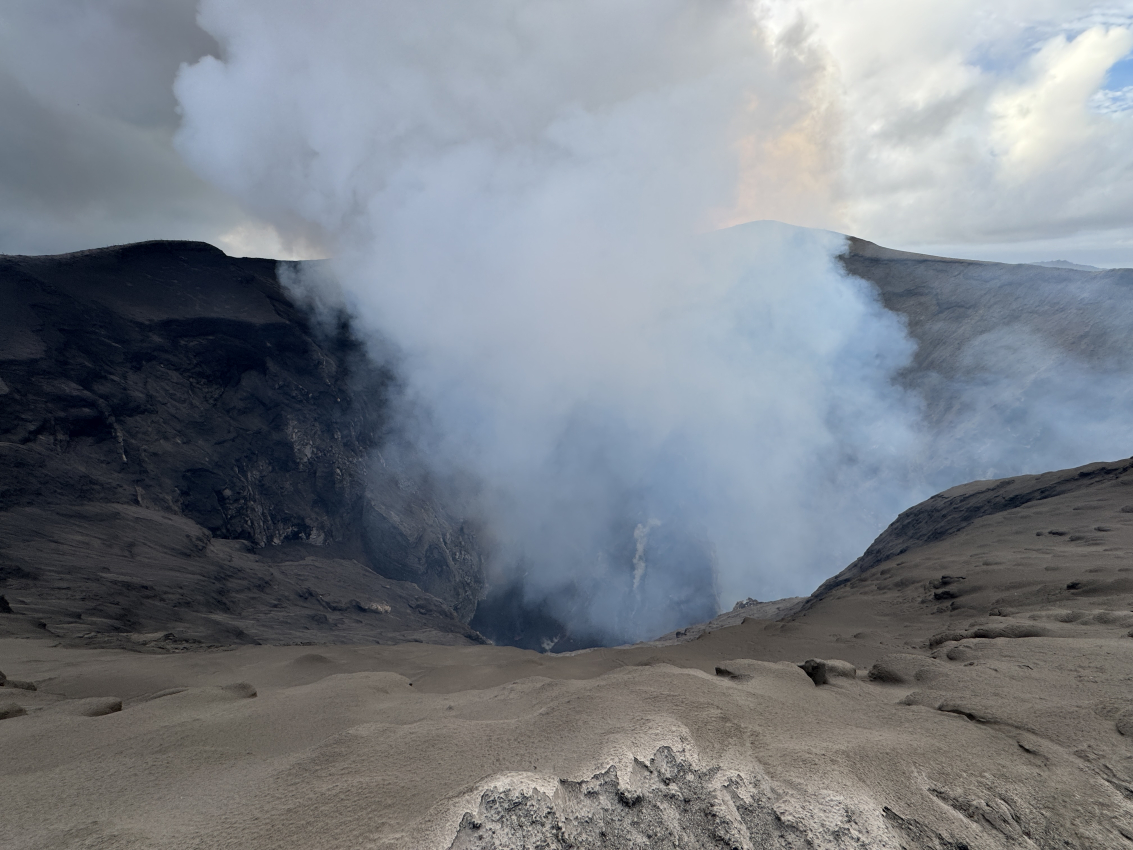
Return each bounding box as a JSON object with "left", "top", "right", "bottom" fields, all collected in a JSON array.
[
  {"left": 175, "top": 0, "right": 922, "bottom": 642},
  {"left": 633, "top": 519, "right": 661, "bottom": 591}
]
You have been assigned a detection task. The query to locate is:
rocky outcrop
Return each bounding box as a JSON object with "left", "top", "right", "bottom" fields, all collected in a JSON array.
[
  {"left": 450, "top": 746, "right": 909, "bottom": 849},
  {"left": 0, "top": 501, "right": 487, "bottom": 646},
  {"left": 362, "top": 478, "right": 486, "bottom": 622},
  {"left": 0, "top": 240, "right": 381, "bottom": 546},
  {"left": 0, "top": 240, "right": 485, "bottom": 643}
]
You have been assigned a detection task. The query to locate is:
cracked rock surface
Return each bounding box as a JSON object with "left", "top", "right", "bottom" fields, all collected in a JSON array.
[{"left": 449, "top": 746, "right": 891, "bottom": 850}]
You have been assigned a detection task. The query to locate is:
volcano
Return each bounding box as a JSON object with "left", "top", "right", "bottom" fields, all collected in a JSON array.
[{"left": 3, "top": 234, "right": 1133, "bottom": 847}]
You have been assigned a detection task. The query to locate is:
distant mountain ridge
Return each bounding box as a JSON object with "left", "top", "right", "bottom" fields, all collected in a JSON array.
[{"left": 1028, "top": 259, "right": 1102, "bottom": 271}]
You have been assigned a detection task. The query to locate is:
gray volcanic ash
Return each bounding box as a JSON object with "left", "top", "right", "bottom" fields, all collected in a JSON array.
[
  {"left": 5, "top": 453, "right": 1133, "bottom": 848},
  {"left": 841, "top": 236, "right": 1133, "bottom": 487}
]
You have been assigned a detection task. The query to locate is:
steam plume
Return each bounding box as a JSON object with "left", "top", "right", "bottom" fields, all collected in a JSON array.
[
  {"left": 173, "top": 1, "right": 919, "bottom": 643},
  {"left": 175, "top": 1, "right": 1129, "bottom": 645}
]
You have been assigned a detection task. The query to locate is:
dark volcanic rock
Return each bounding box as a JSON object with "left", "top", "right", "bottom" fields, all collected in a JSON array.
[
  {"left": 469, "top": 581, "right": 599, "bottom": 653},
  {"left": 362, "top": 478, "right": 485, "bottom": 621},
  {"left": 0, "top": 502, "right": 488, "bottom": 647},
  {"left": 0, "top": 240, "right": 486, "bottom": 645},
  {"left": 0, "top": 240, "right": 380, "bottom": 546}
]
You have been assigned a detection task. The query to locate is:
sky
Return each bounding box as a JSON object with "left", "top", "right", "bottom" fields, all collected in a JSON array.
[{"left": 2, "top": 0, "right": 1133, "bottom": 265}]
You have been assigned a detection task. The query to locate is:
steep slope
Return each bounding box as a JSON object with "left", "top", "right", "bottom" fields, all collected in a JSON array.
[
  {"left": 807, "top": 455, "right": 1133, "bottom": 607},
  {"left": 0, "top": 240, "right": 484, "bottom": 645},
  {"left": 0, "top": 241, "right": 377, "bottom": 545},
  {"left": 840, "top": 238, "right": 1133, "bottom": 478},
  {"left": 6, "top": 233, "right": 1132, "bottom": 652},
  {"left": 841, "top": 237, "right": 1133, "bottom": 381}
]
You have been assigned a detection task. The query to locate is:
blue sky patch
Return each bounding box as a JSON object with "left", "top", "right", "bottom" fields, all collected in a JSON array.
[{"left": 1104, "top": 52, "right": 1133, "bottom": 90}]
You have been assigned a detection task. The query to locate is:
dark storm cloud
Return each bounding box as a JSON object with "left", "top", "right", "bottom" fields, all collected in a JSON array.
[{"left": 0, "top": 0, "right": 253, "bottom": 255}]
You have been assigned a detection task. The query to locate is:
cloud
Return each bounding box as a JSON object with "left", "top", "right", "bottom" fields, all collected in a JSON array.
[
  {"left": 991, "top": 26, "right": 1133, "bottom": 179},
  {"left": 773, "top": 0, "right": 1133, "bottom": 262},
  {"left": 0, "top": 0, "right": 295, "bottom": 256},
  {"left": 4, "top": 1, "right": 1133, "bottom": 264}
]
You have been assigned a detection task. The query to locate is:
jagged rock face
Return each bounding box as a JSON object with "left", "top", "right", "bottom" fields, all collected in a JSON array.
[
  {"left": 362, "top": 480, "right": 486, "bottom": 622},
  {"left": 450, "top": 739, "right": 1113, "bottom": 849},
  {"left": 0, "top": 240, "right": 383, "bottom": 547},
  {"left": 0, "top": 240, "right": 486, "bottom": 637}
]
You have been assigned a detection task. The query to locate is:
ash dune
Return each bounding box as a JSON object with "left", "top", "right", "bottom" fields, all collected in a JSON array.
[{"left": 5, "top": 455, "right": 1133, "bottom": 847}]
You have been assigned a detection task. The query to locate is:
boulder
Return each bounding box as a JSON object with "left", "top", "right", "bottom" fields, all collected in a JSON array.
[{"left": 800, "top": 658, "right": 857, "bottom": 686}]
